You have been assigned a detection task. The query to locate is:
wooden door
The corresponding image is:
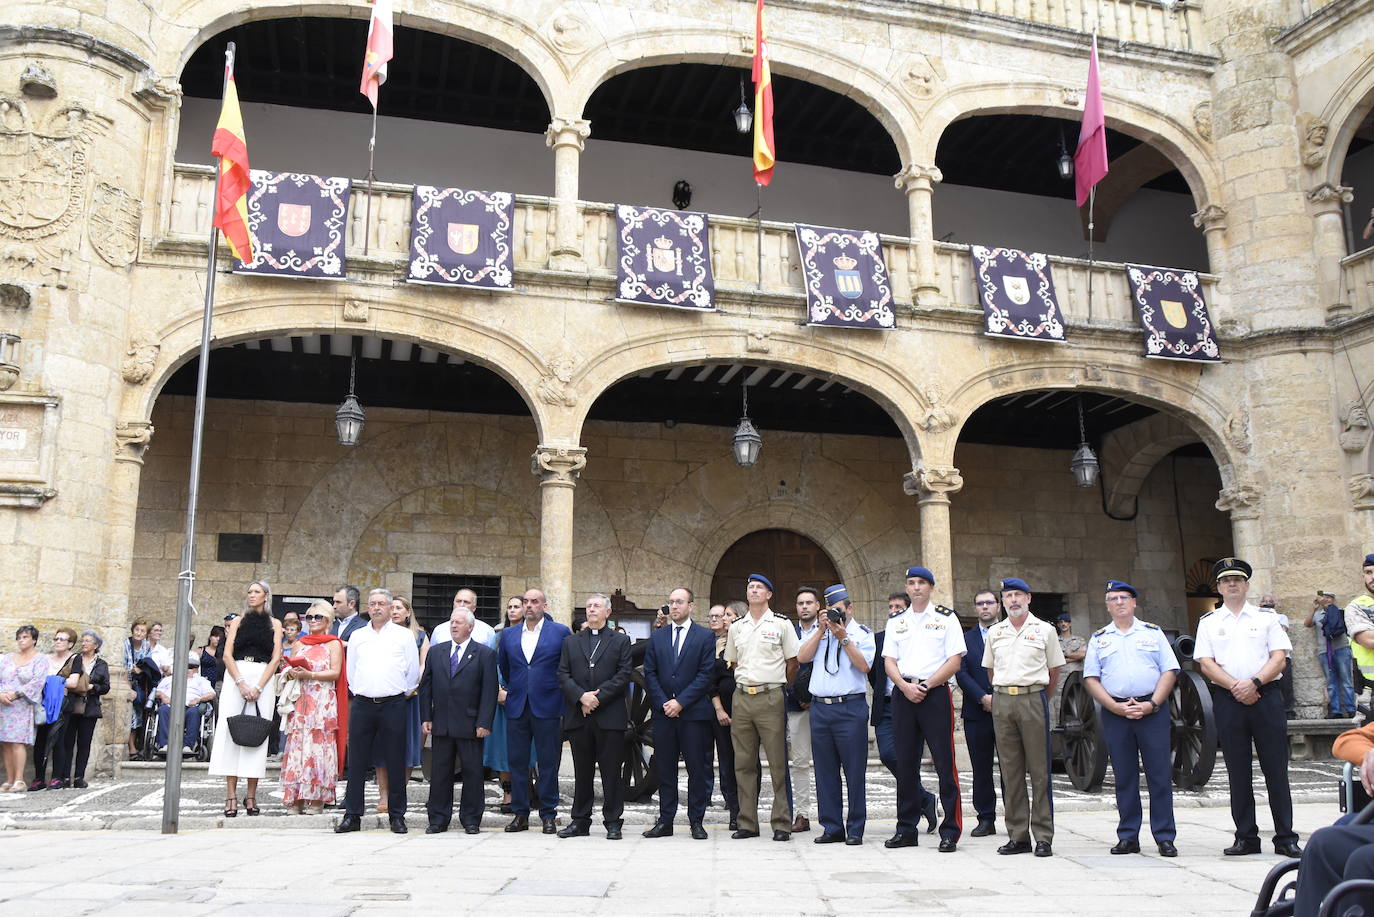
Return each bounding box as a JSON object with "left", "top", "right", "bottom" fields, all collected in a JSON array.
[{"left": 710, "top": 529, "right": 840, "bottom": 619}]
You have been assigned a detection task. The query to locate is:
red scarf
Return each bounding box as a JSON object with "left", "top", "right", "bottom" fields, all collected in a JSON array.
[{"left": 290, "top": 633, "right": 349, "bottom": 777}]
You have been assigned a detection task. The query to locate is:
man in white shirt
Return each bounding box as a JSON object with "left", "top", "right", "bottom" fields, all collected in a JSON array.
[
  {"left": 154, "top": 653, "right": 216, "bottom": 753},
  {"left": 335, "top": 587, "right": 421, "bottom": 835},
  {"left": 429, "top": 588, "right": 497, "bottom": 649}
]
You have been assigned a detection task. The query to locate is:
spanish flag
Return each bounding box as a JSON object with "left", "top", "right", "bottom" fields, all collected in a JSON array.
[
  {"left": 360, "top": 0, "right": 394, "bottom": 110},
  {"left": 752, "top": 0, "right": 775, "bottom": 186},
  {"left": 210, "top": 61, "right": 253, "bottom": 264}
]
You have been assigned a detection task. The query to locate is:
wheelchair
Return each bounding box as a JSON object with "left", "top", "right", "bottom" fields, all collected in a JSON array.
[
  {"left": 1250, "top": 793, "right": 1374, "bottom": 917},
  {"left": 141, "top": 700, "right": 216, "bottom": 762}
]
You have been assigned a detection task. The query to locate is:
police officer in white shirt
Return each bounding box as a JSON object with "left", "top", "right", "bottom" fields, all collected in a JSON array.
[
  {"left": 1193, "top": 557, "right": 1301, "bottom": 857},
  {"left": 335, "top": 587, "right": 421, "bottom": 835}
]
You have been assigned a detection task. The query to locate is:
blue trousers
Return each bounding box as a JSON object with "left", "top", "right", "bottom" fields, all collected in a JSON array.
[
  {"left": 653, "top": 715, "right": 713, "bottom": 823},
  {"left": 963, "top": 716, "right": 997, "bottom": 822},
  {"left": 810, "top": 699, "right": 869, "bottom": 838},
  {"left": 1099, "top": 704, "right": 1175, "bottom": 843},
  {"left": 507, "top": 711, "right": 562, "bottom": 819},
  {"left": 156, "top": 702, "right": 205, "bottom": 749},
  {"left": 1318, "top": 645, "right": 1356, "bottom": 715},
  {"left": 1294, "top": 823, "right": 1374, "bottom": 917},
  {"left": 874, "top": 703, "right": 934, "bottom": 808}
]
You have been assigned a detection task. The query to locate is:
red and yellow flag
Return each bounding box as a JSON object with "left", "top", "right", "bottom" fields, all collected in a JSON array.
[
  {"left": 360, "top": 0, "right": 394, "bottom": 110},
  {"left": 210, "top": 61, "right": 253, "bottom": 264},
  {"left": 752, "top": 0, "right": 775, "bottom": 186}
]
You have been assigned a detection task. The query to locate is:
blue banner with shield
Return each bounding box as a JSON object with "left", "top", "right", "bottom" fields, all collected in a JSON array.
[
  {"left": 1125, "top": 263, "right": 1221, "bottom": 363},
  {"left": 614, "top": 204, "right": 715, "bottom": 310},
  {"left": 234, "top": 171, "right": 350, "bottom": 279},
  {"left": 407, "top": 186, "right": 514, "bottom": 289},
  {"left": 794, "top": 224, "right": 894, "bottom": 329},
  {"left": 971, "top": 245, "right": 1066, "bottom": 342}
]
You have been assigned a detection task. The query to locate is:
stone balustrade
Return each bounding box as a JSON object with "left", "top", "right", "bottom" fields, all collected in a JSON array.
[
  {"left": 162, "top": 164, "right": 1223, "bottom": 328},
  {"left": 1342, "top": 246, "right": 1374, "bottom": 317},
  {"left": 922, "top": 0, "right": 1202, "bottom": 52}
]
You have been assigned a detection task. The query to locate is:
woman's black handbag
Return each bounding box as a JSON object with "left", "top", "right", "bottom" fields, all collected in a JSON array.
[{"left": 225, "top": 698, "right": 272, "bottom": 747}]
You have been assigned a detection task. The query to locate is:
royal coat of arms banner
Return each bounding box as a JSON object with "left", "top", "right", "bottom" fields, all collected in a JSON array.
[
  {"left": 614, "top": 205, "right": 715, "bottom": 310},
  {"left": 794, "top": 225, "right": 894, "bottom": 329},
  {"left": 1125, "top": 263, "right": 1221, "bottom": 363},
  {"left": 233, "top": 171, "right": 350, "bottom": 279},
  {"left": 971, "top": 245, "right": 1066, "bottom": 342},
  {"left": 407, "top": 186, "right": 513, "bottom": 289}
]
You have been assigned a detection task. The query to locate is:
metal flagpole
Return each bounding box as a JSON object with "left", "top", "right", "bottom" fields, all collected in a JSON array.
[
  {"left": 363, "top": 107, "right": 378, "bottom": 255},
  {"left": 755, "top": 183, "right": 763, "bottom": 292},
  {"left": 161, "top": 41, "right": 235, "bottom": 835},
  {"left": 1086, "top": 186, "right": 1096, "bottom": 322}
]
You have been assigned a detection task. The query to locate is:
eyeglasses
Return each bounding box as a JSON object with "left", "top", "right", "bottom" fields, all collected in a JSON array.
[
  {"left": 974, "top": 600, "right": 997, "bottom": 607},
  {"left": 303, "top": 614, "right": 327, "bottom": 621}
]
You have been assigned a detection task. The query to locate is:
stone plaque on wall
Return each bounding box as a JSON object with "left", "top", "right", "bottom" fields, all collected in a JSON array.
[{"left": 0, "top": 394, "right": 60, "bottom": 506}]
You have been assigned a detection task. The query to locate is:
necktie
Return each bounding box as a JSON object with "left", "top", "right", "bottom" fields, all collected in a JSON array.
[
  {"left": 673, "top": 626, "right": 684, "bottom": 657},
  {"left": 450, "top": 643, "right": 462, "bottom": 676}
]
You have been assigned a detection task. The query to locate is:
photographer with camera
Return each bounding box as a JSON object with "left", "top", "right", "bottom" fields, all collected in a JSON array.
[{"left": 796, "top": 584, "right": 874, "bottom": 845}]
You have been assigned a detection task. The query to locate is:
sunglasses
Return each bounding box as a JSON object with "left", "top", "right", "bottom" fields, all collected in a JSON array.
[{"left": 303, "top": 614, "right": 327, "bottom": 621}]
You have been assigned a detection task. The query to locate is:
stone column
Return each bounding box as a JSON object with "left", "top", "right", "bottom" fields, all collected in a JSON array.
[
  {"left": 1191, "top": 204, "right": 1229, "bottom": 279},
  {"left": 1308, "top": 182, "right": 1355, "bottom": 320},
  {"left": 894, "top": 164, "right": 944, "bottom": 306},
  {"left": 903, "top": 465, "right": 964, "bottom": 603},
  {"left": 1215, "top": 482, "right": 1264, "bottom": 576},
  {"left": 532, "top": 444, "right": 587, "bottom": 625},
  {"left": 545, "top": 117, "right": 592, "bottom": 272}
]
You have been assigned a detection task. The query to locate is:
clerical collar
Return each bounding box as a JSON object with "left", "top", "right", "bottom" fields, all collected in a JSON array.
[{"left": 590, "top": 628, "right": 601, "bottom": 636}]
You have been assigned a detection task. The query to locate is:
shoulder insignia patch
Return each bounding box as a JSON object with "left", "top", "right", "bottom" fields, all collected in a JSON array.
[
  {"left": 1142, "top": 622, "right": 1161, "bottom": 630},
  {"left": 1093, "top": 625, "right": 1111, "bottom": 637},
  {"left": 935, "top": 604, "right": 955, "bottom": 616}
]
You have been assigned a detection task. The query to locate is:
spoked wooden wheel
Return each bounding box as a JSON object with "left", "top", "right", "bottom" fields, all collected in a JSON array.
[
  {"left": 1059, "top": 671, "right": 1108, "bottom": 792},
  {"left": 621, "top": 669, "right": 657, "bottom": 802},
  {"left": 1170, "top": 669, "right": 1217, "bottom": 790}
]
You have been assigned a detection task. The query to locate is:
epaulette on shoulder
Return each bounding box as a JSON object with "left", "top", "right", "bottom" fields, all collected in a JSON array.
[
  {"left": 934, "top": 604, "right": 955, "bottom": 616},
  {"left": 1092, "top": 625, "right": 1111, "bottom": 637},
  {"left": 1198, "top": 610, "right": 1214, "bottom": 621},
  {"left": 1142, "top": 622, "right": 1161, "bottom": 631},
  {"left": 857, "top": 624, "right": 872, "bottom": 634}
]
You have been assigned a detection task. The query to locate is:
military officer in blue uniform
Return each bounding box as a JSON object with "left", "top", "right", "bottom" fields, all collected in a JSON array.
[
  {"left": 797, "top": 583, "right": 875, "bottom": 845},
  {"left": 1082, "top": 580, "right": 1180, "bottom": 857}
]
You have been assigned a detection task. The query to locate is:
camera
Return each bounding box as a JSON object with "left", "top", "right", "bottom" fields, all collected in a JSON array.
[{"left": 826, "top": 607, "right": 845, "bottom": 625}]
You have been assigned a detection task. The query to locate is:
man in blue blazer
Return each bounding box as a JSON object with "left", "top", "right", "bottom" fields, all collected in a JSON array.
[
  {"left": 419, "top": 606, "right": 498, "bottom": 834},
  {"left": 641, "top": 587, "right": 718, "bottom": 839},
  {"left": 955, "top": 588, "right": 1001, "bottom": 837},
  {"left": 498, "top": 587, "right": 572, "bottom": 834}
]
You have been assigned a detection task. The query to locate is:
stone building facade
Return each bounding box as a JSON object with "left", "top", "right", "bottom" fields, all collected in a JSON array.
[{"left": 2, "top": 0, "right": 1374, "bottom": 764}]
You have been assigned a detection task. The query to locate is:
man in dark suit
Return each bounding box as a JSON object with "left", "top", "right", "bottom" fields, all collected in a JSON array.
[
  {"left": 955, "top": 588, "right": 1001, "bottom": 837},
  {"left": 556, "top": 592, "right": 633, "bottom": 839},
  {"left": 642, "top": 586, "right": 718, "bottom": 839},
  {"left": 330, "top": 585, "right": 366, "bottom": 641},
  {"left": 419, "top": 606, "right": 498, "bottom": 834},
  {"left": 498, "top": 587, "right": 573, "bottom": 834},
  {"left": 871, "top": 592, "right": 937, "bottom": 834}
]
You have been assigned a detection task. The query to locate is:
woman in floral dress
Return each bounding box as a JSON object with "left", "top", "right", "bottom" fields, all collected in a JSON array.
[
  {"left": 279, "top": 599, "right": 347, "bottom": 814},
  {"left": 0, "top": 625, "right": 51, "bottom": 791}
]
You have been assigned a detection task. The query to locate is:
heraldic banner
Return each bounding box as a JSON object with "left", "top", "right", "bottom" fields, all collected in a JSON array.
[
  {"left": 794, "top": 224, "right": 894, "bottom": 329},
  {"left": 1125, "top": 263, "right": 1221, "bottom": 363},
  {"left": 407, "top": 186, "right": 513, "bottom": 289},
  {"left": 614, "top": 205, "right": 715, "bottom": 310},
  {"left": 234, "top": 171, "right": 351, "bottom": 279},
  {"left": 971, "top": 245, "right": 1066, "bottom": 342}
]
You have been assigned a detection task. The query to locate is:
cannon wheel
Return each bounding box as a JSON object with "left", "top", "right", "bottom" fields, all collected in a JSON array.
[
  {"left": 621, "top": 669, "right": 656, "bottom": 802},
  {"left": 1059, "top": 671, "right": 1108, "bottom": 792},
  {"left": 1170, "top": 669, "right": 1217, "bottom": 790}
]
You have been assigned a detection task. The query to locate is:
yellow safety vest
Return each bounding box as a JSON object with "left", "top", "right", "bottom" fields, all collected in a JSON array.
[{"left": 1350, "top": 595, "right": 1374, "bottom": 678}]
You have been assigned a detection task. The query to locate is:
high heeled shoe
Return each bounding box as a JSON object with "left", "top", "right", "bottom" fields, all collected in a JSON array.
[
  {"left": 224, "top": 797, "right": 237, "bottom": 818},
  {"left": 243, "top": 796, "right": 260, "bottom": 816}
]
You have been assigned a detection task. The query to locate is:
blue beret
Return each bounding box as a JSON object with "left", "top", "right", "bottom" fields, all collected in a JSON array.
[
  {"left": 1000, "top": 577, "right": 1032, "bottom": 593},
  {"left": 1211, "top": 557, "right": 1252, "bottom": 581},
  {"left": 1105, "top": 579, "right": 1137, "bottom": 598},
  {"left": 1364, "top": 553, "right": 1374, "bottom": 568},
  {"left": 905, "top": 566, "right": 935, "bottom": 585},
  {"left": 824, "top": 583, "right": 849, "bottom": 605},
  {"left": 1056, "top": 612, "right": 1072, "bottom": 623},
  {"left": 747, "top": 573, "right": 774, "bottom": 591}
]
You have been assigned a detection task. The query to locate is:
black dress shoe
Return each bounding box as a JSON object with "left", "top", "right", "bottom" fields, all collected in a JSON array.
[
  {"left": 938, "top": 838, "right": 958, "bottom": 853},
  {"left": 1111, "top": 839, "right": 1141, "bottom": 855},
  {"left": 1275, "top": 840, "right": 1304, "bottom": 858},
  {"left": 728, "top": 814, "right": 739, "bottom": 831},
  {"left": 73, "top": 779, "right": 88, "bottom": 789},
  {"left": 690, "top": 823, "right": 708, "bottom": 840},
  {"left": 557, "top": 822, "right": 590, "bottom": 838},
  {"left": 642, "top": 822, "right": 674, "bottom": 838},
  {"left": 814, "top": 832, "right": 846, "bottom": 844},
  {"left": 997, "top": 840, "right": 1032, "bottom": 855},
  {"left": 731, "top": 829, "right": 760, "bottom": 839},
  {"left": 844, "top": 836, "right": 863, "bottom": 846},
  {"left": 1034, "top": 841, "right": 1053, "bottom": 857},
  {"left": 541, "top": 817, "right": 558, "bottom": 835},
  {"left": 504, "top": 814, "right": 529, "bottom": 833},
  {"left": 923, "top": 795, "right": 938, "bottom": 834},
  {"left": 606, "top": 824, "right": 623, "bottom": 840},
  {"left": 334, "top": 816, "right": 361, "bottom": 833},
  {"left": 1223, "top": 838, "right": 1262, "bottom": 856},
  {"left": 425, "top": 824, "right": 448, "bottom": 834},
  {"left": 772, "top": 830, "right": 791, "bottom": 842},
  {"left": 970, "top": 820, "right": 996, "bottom": 837},
  {"left": 389, "top": 816, "right": 408, "bottom": 834},
  {"left": 465, "top": 825, "right": 480, "bottom": 835},
  {"left": 1157, "top": 841, "right": 1178, "bottom": 857},
  {"left": 884, "top": 833, "right": 918, "bottom": 849}
]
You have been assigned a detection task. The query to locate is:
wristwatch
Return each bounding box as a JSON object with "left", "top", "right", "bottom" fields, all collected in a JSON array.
[
  {"left": 1251, "top": 677, "right": 1263, "bottom": 690},
  {"left": 839, "top": 637, "right": 852, "bottom": 647}
]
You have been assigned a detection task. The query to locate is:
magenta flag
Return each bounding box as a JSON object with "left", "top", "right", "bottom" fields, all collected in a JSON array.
[{"left": 1074, "top": 35, "right": 1108, "bottom": 207}]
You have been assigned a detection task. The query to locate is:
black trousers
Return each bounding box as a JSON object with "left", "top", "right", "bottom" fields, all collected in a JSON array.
[
  {"left": 426, "top": 734, "right": 484, "bottom": 829},
  {"left": 344, "top": 696, "right": 406, "bottom": 817},
  {"left": 892, "top": 683, "right": 963, "bottom": 840},
  {"left": 32, "top": 719, "right": 64, "bottom": 783},
  {"left": 710, "top": 717, "right": 738, "bottom": 815},
  {"left": 55, "top": 716, "right": 96, "bottom": 781},
  {"left": 568, "top": 723, "right": 626, "bottom": 826},
  {"left": 963, "top": 715, "right": 998, "bottom": 822},
  {"left": 1294, "top": 823, "right": 1374, "bottom": 917},
  {"left": 654, "top": 715, "right": 713, "bottom": 823},
  {"left": 1213, "top": 685, "right": 1295, "bottom": 845}
]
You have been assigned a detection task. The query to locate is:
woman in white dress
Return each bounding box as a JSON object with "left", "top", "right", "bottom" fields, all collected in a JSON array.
[{"left": 209, "top": 580, "right": 282, "bottom": 817}]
